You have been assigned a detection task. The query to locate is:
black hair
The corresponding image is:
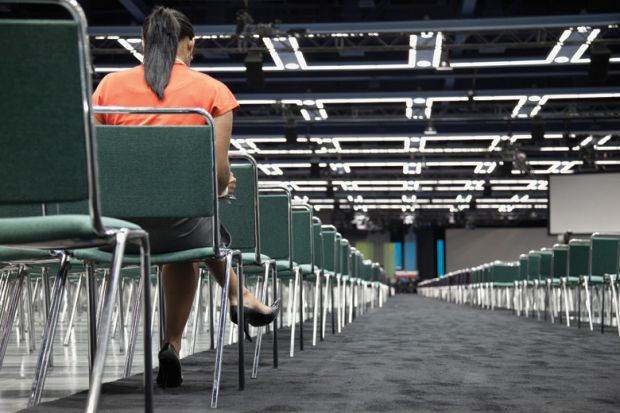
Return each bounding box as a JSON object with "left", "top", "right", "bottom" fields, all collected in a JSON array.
[{"left": 142, "top": 6, "right": 195, "bottom": 99}]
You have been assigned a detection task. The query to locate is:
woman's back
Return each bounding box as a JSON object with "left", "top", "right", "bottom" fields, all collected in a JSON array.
[{"left": 93, "top": 62, "right": 238, "bottom": 126}]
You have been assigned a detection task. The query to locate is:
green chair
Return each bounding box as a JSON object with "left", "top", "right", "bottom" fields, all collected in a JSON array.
[
  {"left": 490, "top": 261, "right": 519, "bottom": 310},
  {"left": 251, "top": 189, "right": 300, "bottom": 356},
  {"left": 0, "top": 2, "right": 153, "bottom": 411},
  {"left": 339, "top": 239, "right": 352, "bottom": 326},
  {"left": 527, "top": 251, "right": 542, "bottom": 318},
  {"left": 320, "top": 225, "right": 338, "bottom": 335},
  {"left": 516, "top": 254, "right": 528, "bottom": 316},
  {"left": 551, "top": 244, "right": 568, "bottom": 324},
  {"left": 291, "top": 204, "right": 314, "bottom": 353},
  {"left": 539, "top": 249, "right": 553, "bottom": 321},
  {"left": 311, "top": 217, "right": 324, "bottom": 345},
  {"left": 219, "top": 153, "right": 279, "bottom": 378},
  {"left": 583, "top": 234, "right": 620, "bottom": 333},
  {"left": 563, "top": 239, "right": 590, "bottom": 328}
]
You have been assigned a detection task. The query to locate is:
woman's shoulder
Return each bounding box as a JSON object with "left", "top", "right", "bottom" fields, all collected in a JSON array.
[
  {"left": 182, "top": 66, "right": 228, "bottom": 89},
  {"left": 99, "top": 65, "right": 144, "bottom": 85}
]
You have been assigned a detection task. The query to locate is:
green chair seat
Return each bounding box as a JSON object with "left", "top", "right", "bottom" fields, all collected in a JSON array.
[
  {"left": 0, "top": 215, "right": 140, "bottom": 245},
  {"left": 300, "top": 264, "right": 315, "bottom": 276},
  {"left": 565, "top": 276, "right": 581, "bottom": 285},
  {"left": 492, "top": 282, "right": 515, "bottom": 287},
  {"left": 0, "top": 246, "right": 57, "bottom": 263},
  {"left": 74, "top": 246, "right": 215, "bottom": 265},
  {"left": 241, "top": 252, "right": 270, "bottom": 266},
  {"left": 588, "top": 275, "right": 605, "bottom": 284}
]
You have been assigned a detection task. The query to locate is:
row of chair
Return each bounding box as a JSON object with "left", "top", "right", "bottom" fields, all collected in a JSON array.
[
  {"left": 419, "top": 233, "right": 620, "bottom": 335},
  {"left": 0, "top": 1, "right": 389, "bottom": 411}
]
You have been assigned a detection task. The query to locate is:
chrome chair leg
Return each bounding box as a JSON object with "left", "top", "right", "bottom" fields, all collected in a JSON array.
[
  {"left": 63, "top": 273, "right": 84, "bottom": 346},
  {"left": 0, "top": 268, "right": 26, "bottom": 369},
  {"left": 582, "top": 277, "right": 593, "bottom": 331},
  {"left": 28, "top": 255, "right": 71, "bottom": 407},
  {"left": 25, "top": 272, "right": 36, "bottom": 353},
  {"left": 290, "top": 267, "right": 300, "bottom": 357},
  {"left": 322, "top": 274, "right": 330, "bottom": 340},
  {"left": 41, "top": 267, "right": 54, "bottom": 368},
  {"left": 312, "top": 271, "right": 320, "bottom": 346},
  {"left": 86, "top": 264, "right": 98, "bottom": 379},
  {"left": 190, "top": 269, "right": 203, "bottom": 354},
  {"left": 252, "top": 261, "right": 271, "bottom": 379},
  {"left": 124, "top": 267, "right": 144, "bottom": 377},
  {"left": 211, "top": 250, "right": 233, "bottom": 409},
  {"left": 86, "top": 230, "right": 129, "bottom": 413}
]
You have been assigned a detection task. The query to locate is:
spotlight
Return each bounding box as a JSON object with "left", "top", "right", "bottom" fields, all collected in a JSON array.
[
  {"left": 310, "top": 159, "right": 320, "bottom": 178},
  {"left": 483, "top": 180, "right": 492, "bottom": 197},
  {"left": 244, "top": 51, "right": 264, "bottom": 90},
  {"left": 469, "top": 198, "right": 477, "bottom": 211},
  {"left": 326, "top": 181, "right": 334, "bottom": 198},
  {"left": 235, "top": 10, "right": 254, "bottom": 35},
  {"left": 436, "top": 48, "right": 452, "bottom": 71},
  {"left": 588, "top": 42, "right": 610, "bottom": 82},
  {"left": 424, "top": 122, "right": 437, "bottom": 135},
  {"left": 512, "top": 150, "right": 529, "bottom": 174},
  {"left": 284, "top": 118, "right": 297, "bottom": 144},
  {"left": 530, "top": 117, "right": 545, "bottom": 143}
]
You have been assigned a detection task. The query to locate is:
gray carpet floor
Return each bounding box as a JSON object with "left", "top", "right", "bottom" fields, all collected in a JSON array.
[{"left": 19, "top": 295, "right": 620, "bottom": 412}]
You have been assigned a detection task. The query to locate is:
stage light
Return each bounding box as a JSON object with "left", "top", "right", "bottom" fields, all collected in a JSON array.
[
  {"left": 483, "top": 180, "right": 492, "bottom": 197},
  {"left": 530, "top": 117, "right": 545, "bottom": 143},
  {"left": 310, "top": 160, "right": 320, "bottom": 178},
  {"left": 244, "top": 51, "right": 264, "bottom": 89},
  {"left": 284, "top": 119, "right": 297, "bottom": 144},
  {"left": 588, "top": 42, "right": 610, "bottom": 82}
]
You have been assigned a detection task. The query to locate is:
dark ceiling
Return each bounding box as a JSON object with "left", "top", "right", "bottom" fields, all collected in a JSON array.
[{"left": 5, "top": 0, "right": 619, "bottom": 231}]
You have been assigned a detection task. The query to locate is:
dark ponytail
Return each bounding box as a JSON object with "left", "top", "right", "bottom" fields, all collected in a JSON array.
[{"left": 143, "top": 6, "right": 194, "bottom": 99}]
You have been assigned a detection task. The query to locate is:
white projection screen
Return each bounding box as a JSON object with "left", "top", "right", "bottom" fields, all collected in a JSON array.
[{"left": 549, "top": 173, "right": 620, "bottom": 235}]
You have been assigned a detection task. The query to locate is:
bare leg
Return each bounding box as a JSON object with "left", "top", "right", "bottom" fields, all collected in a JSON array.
[
  {"left": 205, "top": 259, "right": 271, "bottom": 313},
  {"left": 162, "top": 260, "right": 272, "bottom": 353},
  {"left": 162, "top": 262, "right": 200, "bottom": 353}
]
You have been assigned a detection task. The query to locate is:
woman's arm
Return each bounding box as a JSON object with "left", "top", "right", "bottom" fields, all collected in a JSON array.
[{"left": 213, "top": 110, "right": 233, "bottom": 195}]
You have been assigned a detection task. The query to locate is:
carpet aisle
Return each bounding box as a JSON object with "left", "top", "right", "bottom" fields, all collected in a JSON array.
[{"left": 20, "top": 295, "right": 620, "bottom": 412}]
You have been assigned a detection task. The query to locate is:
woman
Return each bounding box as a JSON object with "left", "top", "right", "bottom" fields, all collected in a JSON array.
[{"left": 93, "top": 6, "right": 278, "bottom": 388}]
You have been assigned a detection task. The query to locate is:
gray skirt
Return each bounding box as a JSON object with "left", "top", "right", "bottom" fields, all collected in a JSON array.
[{"left": 123, "top": 217, "right": 231, "bottom": 255}]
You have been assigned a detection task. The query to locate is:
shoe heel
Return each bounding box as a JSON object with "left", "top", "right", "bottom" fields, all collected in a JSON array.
[{"left": 244, "top": 322, "right": 252, "bottom": 342}]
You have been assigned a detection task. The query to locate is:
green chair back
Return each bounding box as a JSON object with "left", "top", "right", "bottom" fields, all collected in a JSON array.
[
  {"left": 312, "top": 217, "right": 323, "bottom": 269},
  {"left": 340, "top": 240, "right": 351, "bottom": 276},
  {"left": 292, "top": 207, "right": 313, "bottom": 267},
  {"left": 220, "top": 161, "right": 258, "bottom": 253},
  {"left": 321, "top": 228, "right": 336, "bottom": 272},
  {"left": 552, "top": 244, "right": 568, "bottom": 279},
  {"left": 527, "top": 252, "right": 541, "bottom": 281},
  {"left": 0, "top": 18, "right": 91, "bottom": 206},
  {"left": 539, "top": 250, "right": 553, "bottom": 279},
  {"left": 518, "top": 254, "right": 528, "bottom": 280},
  {"left": 372, "top": 263, "right": 380, "bottom": 282},
  {"left": 259, "top": 192, "right": 291, "bottom": 262},
  {"left": 95, "top": 126, "right": 215, "bottom": 219},
  {"left": 590, "top": 235, "right": 619, "bottom": 277},
  {"left": 492, "top": 262, "right": 520, "bottom": 283},
  {"left": 568, "top": 240, "right": 590, "bottom": 277}
]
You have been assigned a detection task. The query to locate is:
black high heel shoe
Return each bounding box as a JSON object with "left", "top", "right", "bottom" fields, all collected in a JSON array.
[
  {"left": 156, "top": 342, "right": 183, "bottom": 388},
  {"left": 230, "top": 299, "right": 281, "bottom": 342}
]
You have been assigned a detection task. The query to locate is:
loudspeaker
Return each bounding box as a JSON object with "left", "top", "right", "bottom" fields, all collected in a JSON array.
[
  {"left": 244, "top": 51, "right": 264, "bottom": 89},
  {"left": 284, "top": 119, "right": 297, "bottom": 144},
  {"left": 588, "top": 43, "right": 610, "bottom": 82},
  {"left": 530, "top": 118, "right": 545, "bottom": 143}
]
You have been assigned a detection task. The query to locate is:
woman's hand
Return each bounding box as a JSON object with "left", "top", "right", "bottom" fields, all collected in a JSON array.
[{"left": 227, "top": 171, "right": 237, "bottom": 194}]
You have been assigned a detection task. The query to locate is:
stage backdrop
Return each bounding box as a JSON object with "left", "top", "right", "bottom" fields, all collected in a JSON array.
[{"left": 445, "top": 228, "right": 558, "bottom": 273}]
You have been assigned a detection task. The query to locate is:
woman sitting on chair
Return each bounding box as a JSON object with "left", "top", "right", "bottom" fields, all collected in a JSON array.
[{"left": 92, "top": 5, "right": 279, "bottom": 388}]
